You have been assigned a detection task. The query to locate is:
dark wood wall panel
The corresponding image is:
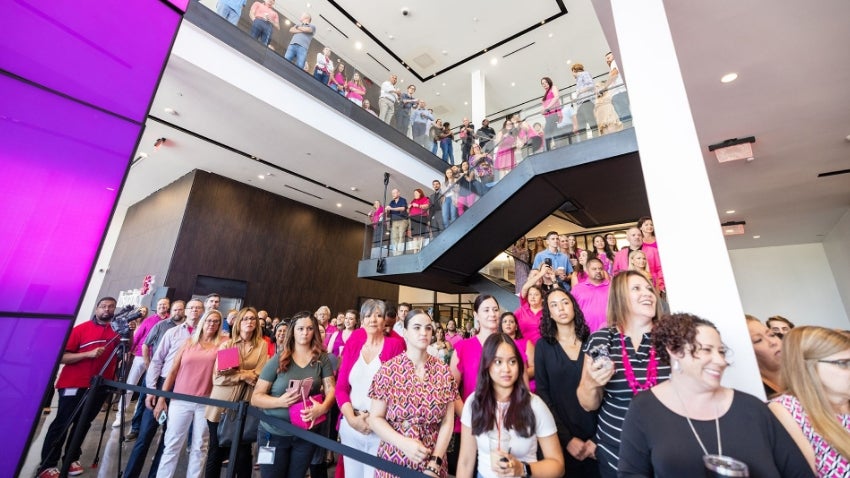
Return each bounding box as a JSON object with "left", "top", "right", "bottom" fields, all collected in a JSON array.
[
  {"left": 97, "top": 172, "right": 194, "bottom": 300},
  {"left": 166, "top": 171, "right": 397, "bottom": 316}
]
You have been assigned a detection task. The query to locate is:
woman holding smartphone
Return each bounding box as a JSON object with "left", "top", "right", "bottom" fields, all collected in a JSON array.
[
  {"left": 456, "top": 334, "right": 564, "bottom": 478},
  {"left": 251, "top": 311, "right": 336, "bottom": 478}
]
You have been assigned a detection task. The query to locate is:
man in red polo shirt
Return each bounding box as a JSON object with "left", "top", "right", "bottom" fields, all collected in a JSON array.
[{"left": 38, "top": 297, "right": 119, "bottom": 478}]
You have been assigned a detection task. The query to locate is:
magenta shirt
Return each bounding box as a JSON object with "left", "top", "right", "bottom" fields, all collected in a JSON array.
[
  {"left": 454, "top": 337, "right": 483, "bottom": 400},
  {"left": 571, "top": 279, "right": 611, "bottom": 333},
  {"left": 514, "top": 296, "right": 543, "bottom": 344},
  {"left": 613, "top": 247, "right": 665, "bottom": 291},
  {"left": 132, "top": 313, "right": 166, "bottom": 355}
]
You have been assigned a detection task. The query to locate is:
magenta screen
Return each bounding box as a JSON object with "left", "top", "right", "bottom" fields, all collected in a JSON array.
[{"left": 1, "top": 0, "right": 182, "bottom": 475}]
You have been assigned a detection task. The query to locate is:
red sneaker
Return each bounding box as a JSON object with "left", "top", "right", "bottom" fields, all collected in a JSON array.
[
  {"left": 68, "top": 461, "right": 84, "bottom": 476},
  {"left": 37, "top": 469, "right": 60, "bottom": 478}
]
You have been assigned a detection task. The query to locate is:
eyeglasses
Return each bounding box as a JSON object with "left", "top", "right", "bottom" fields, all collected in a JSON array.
[{"left": 817, "top": 359, "right": 850, "bottom": 369}]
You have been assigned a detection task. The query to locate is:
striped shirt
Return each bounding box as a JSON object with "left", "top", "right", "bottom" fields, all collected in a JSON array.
[{"left": 583, "top": 327, "right": 670, "bottom": 474}]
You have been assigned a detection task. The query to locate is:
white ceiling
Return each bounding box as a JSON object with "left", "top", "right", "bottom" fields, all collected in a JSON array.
[{"left": 119, "top": 0, "right": 850, "bottom": 253}]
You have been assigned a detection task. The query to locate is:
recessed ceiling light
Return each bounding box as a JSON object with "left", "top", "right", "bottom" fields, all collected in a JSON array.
[
  {"left": 725, "top": 209, "right": 736, "bottom": 214},
  {"left": 354, "top": 41, "right": 363, "bottom": 50},
  {"left": 356, "top": 22, "right": 361, "bottom": 28},
  {"left": 753, "top": 235, "right": 761, "bottom": 239},
  {"left": 350, "top": 186, "right": 358, "bottom": 191},
  {"left": 472, "top": 17, "right": 478, "bottom": 22},
  {"left": 336, "top": 203, "right": 342, "bottom": 208},
  {"left": 284, "top": 19, "right": 291, "bottom": 25},
  {"left": 258, "top": 174, "right": 265, "bottom": 180},
  {"left": 490, "top": 57, "right": 498, "bottom": 66},
  {"left": 442, "top": 82, "right": 446, "bottom": 87},
  {"left": 566, "top": 59, "right": 572, "bottom": 65},
  {"left": 388, "top": 34, "right": 394, "bottom": 40},
  {"left": 464, "top": 101, "right": 468, "bottom": 105},
  {"left": 435, "top": 92, "right": 440, "bottom": 96},
  {"left": 163, "top": 107, "right": 177, "bottom": 115},
  {"left": 548, "top": 33, "right": 553, "bottom": 38},
  {"left": 721, "top": 72, "right": 738, "bottom": 83},
  {"left": 540, "top": 20, "right": 545, "bottom": 25},
  {"left": 137, "top": 152, "right": 148, "bottom": 158},
  {"left": 306, "top": 2, "right": 311, "bottom": 7},
  {"left": 441, "top": 50, "right": 448, "bottom": 55},
  {"left": 511, "top": 82, "right": 516, "bottom": 87}
]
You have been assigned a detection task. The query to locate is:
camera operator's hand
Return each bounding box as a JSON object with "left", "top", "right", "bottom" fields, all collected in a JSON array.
[{"left": 89, "top": 347, "right": 105, "bottom": 359}]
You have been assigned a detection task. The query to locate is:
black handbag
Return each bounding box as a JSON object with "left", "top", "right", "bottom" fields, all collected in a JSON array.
[{"left": 217, "top": 385, "right": 259, "bottom": 447}]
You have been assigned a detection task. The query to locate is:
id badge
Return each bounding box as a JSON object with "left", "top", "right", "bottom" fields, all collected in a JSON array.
[{"left": 257, "top": 446, "right": 275, "bottom": 465}]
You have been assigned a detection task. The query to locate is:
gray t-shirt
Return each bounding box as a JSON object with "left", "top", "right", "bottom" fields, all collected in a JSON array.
[
  {"left": 258, "top": 352, "right": 333, "bottom": 437},
  {"left": 290, "top": 23, "right": 315, "bottom": 48}
]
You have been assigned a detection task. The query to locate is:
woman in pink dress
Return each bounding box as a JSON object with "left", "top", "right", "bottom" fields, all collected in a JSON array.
[
  {"left": 493, "top": 119, "right": 517, "bottom": 181},
  {"left": 328, "top": 62, "right": 347, "bottom": 95},
  {"left": 515, "top": 271, "right": 545, "bottom": 344},
  {"left": 345, "top": 72, "right": 366, "bottom": 106},
  {"left": 637, "top": 216, "right": 658, "bottom": 251},
  {"left": 588, "top": 234, "right": 614, "bottom": 275},
  {"left": 368, "top": 309, "right": 457, "bottom": 478}
]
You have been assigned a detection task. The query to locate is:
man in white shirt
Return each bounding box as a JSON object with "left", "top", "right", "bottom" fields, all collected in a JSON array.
[
  {"left": 602, "top": 51, "right": 630, "bottom": 121},
  {"left": 379, "top": 74, "right": 400, "bottom": 125}
]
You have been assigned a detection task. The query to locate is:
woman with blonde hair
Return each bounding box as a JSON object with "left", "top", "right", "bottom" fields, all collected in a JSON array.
[
  {"left": 769, "top": 326, "right": 850, "bottom": 477},
  {"left": 154, "top": 310, "right": 226, "bottom": 478},
  {"left": 205, "top": 307, "right": 269, "bottom": 477}
]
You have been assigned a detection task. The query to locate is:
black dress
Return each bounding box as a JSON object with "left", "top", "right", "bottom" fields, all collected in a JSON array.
[{"left": 534, "top": 338, "right": 600, "bottom": 477}]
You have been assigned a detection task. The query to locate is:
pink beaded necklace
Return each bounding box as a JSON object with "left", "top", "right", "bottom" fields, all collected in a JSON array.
[{"left": 619, "top": 333, "right": 658, "bottom": 395}]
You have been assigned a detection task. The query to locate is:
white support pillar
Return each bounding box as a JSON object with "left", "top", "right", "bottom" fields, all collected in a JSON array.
[
  {"left": 470, "top": 69, "right": 486, "bottom": 126},
  {"left": 610, "top": 0, "right": 763, "bottom": 398}
]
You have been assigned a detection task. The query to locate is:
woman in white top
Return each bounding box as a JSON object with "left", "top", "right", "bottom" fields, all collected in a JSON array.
[
  {"left": 335, "top": 299, "right": 405, "bottom": 478},
  {"left": 456, "top": 333, "right": 564, "bottom": 478},
  {"left": 314, "top": 47, "right": 333, "bottom": 85}
]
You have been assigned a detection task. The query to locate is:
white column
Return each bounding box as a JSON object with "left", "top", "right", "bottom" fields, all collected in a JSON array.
[
  {"left": 610, "top": 0, "right": 763, "bottom": 398},
  {"left": 470, "top": 70, "right": 486, "bottom": 125}
]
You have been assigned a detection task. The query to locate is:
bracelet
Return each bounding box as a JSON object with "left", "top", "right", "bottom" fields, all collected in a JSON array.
[{"left": 424, "top": 465, "right": 440, "bottom": 475}]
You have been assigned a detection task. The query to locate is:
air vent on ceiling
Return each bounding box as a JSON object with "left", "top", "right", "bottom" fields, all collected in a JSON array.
[
  {"left": 319, "top": 14, "right": 348, "bottom": 38},
  {"left": 503, "top": 42, "right": 535, "bottom": 59},
  {"left": 721, "top": 221, "right": 746, "bottom": 236},
  {"left": 285, "top": 185, "right": 323, "bottom": 200},
  {"left": 817, "top": 168, "right": 850, "bottom": 178},
  {"left": 432, "top": 105, "right": 449, "bottom": 116},
  {"left": 412, "top": 53, "right": 436, "bottom": 69}
]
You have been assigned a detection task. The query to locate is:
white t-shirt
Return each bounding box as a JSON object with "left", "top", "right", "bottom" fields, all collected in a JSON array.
[
  {"left": 380, "top": 80, "right": 398, "bottom": 102},
  {"left": 461, "top": 392, "right": 557, "bottom": 478},
  {"left": 609, "top": 59, "right": 625, "bottom": 92}
]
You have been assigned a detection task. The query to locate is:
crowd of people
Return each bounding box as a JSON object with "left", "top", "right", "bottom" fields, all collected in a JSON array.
[{"left": 35, "top": 258, "right": 849, "bottom": 478}]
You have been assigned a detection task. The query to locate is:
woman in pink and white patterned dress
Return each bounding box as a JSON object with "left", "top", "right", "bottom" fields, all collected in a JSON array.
[
  {"left": 368, "top": 309, "right": 457, "bottom": 478},
  {"left": 769, "top": 326, "right": 850, "bottom": 477}
]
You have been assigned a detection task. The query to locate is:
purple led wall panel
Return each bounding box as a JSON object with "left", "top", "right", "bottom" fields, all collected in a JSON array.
[
  {"left": 0, "top": 0, "right": 182, "bottom": 122},
  {"left": 0, "top": 317, "right": 72, "bottom": 475},
  {"left": 0, "top": 75, "right": 141, "bottom": 315},
  {"left": 165, "top": 0, "right": 190, "bottom": 13}
]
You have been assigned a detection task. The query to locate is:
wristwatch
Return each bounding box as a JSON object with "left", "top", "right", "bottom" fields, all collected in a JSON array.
[{"left": 521, "top": 461, "right": 531, "bottom": 478}]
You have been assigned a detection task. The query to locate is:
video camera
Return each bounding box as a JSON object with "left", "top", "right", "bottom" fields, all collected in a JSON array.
[{"left": 111, "top": 305, "right": 143, "bottom": 338}]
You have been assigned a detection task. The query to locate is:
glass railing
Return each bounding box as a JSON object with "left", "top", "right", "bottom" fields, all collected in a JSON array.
[
  {"left": 361, "top": 84, "right": 634, "bottom": 260},
  {"left": 192, "top": 0, "right": 631, "bottom": 168}
]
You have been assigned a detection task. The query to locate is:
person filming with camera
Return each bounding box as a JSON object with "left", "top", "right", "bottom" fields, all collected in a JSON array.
[{"left": 37, "top": 297, "right": 135, "bottom": 478}]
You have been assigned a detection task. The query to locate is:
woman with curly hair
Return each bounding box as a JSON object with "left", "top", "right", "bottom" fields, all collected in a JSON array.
[
  {"left": 250, "top": 311, "right": 336, "bottom": 478},
  {"left": 456, "top": 334, "right": 564, "bottom": 478},
  {"left": 535, "top": 289, "right": 598, "bottom": 477},
  {"left": 769, "top": 326, "right": 850, "bottom": 477},
  {"left": 618, "top": 313, "right": 812, "bottom": 477}
]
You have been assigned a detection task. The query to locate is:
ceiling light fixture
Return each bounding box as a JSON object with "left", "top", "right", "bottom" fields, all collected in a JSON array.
[
  {"left": 753, "top": 235, "right": 761, "bottom": 239},
  {"left": 163, "top": 107, "right": 178, "bottom": 115},
  {"left": 464, "top": 101, "right": 468, "bottom": 105},
  {"left": 708, "top": 136, "right": 756, "bottom": 163},
  {"left": 721, "top": 221, "right": 746, "bottom": 236},
  {"left": 720, "top": 72, "right": 738, "bottom": 83},
  {"left": 258, "top": 174, "right": 265, "bottom": 180},
  {"left": 490, "top": 57, "right": 498, "bottom": 66},
  {"left": 354, "top": 41, "right": 363, "bottom": 50},
  {"left": 725, "top": 209, "right": 736, "bottom": 214},
  {"left": 511, "top": 82, "right": 516, "bottom": 87},
  {"left": 336, "top": 203, "right": 342, "bottom": 208},
  {"left": 548, "top": 33, "right": 553, "bottom": 38}
]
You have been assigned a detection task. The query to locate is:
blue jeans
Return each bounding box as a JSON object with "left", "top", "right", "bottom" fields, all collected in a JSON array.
[
  {"left": 314, "top": 69, "right": 329, "bottom": 85},
  {"left": 284, "top": 44, "right": 308, "bottom": 69},
  {"left": 442, "top": 196, "right": 457, "bottom": 227},
  {"left": 259, "top": 432, "right": 316, "bottom": 478},
  {"left": 250, "top": 19, "right": 273, "bottom": 46},
  {"left": 216, "top": 2, "right": 240, "bottom": 24},
  {"left": 441, "top": 139, "right": 454, "bottom": 164},
  {"left": 124, "top": 378, "right": 166, "bottom": 478},
  {"left": 431, "top": 140, "right": 438, "bottom": 155}
]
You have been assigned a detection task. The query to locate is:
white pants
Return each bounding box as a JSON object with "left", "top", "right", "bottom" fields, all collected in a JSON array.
[
  {"left": 156, "top": 399, "right": 209, "bottom": 478},
  {"left": 113, "top": 356, "right": 147, "bottom": 425},
  {"left": 339, "top": 416, "right": 380, "bottom": 478}
]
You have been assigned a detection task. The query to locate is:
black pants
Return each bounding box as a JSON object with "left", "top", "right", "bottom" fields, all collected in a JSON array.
[
  {"left": 39, "top": 387, "right": 110, "bottom": 472},
  {"left": 205, "top": 420, "right": 254, "bottom": 478}
]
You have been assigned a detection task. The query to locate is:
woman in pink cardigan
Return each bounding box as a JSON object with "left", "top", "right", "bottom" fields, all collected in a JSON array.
[{"left": 336, "top": 299, "right": 405, "bottom": 478}]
